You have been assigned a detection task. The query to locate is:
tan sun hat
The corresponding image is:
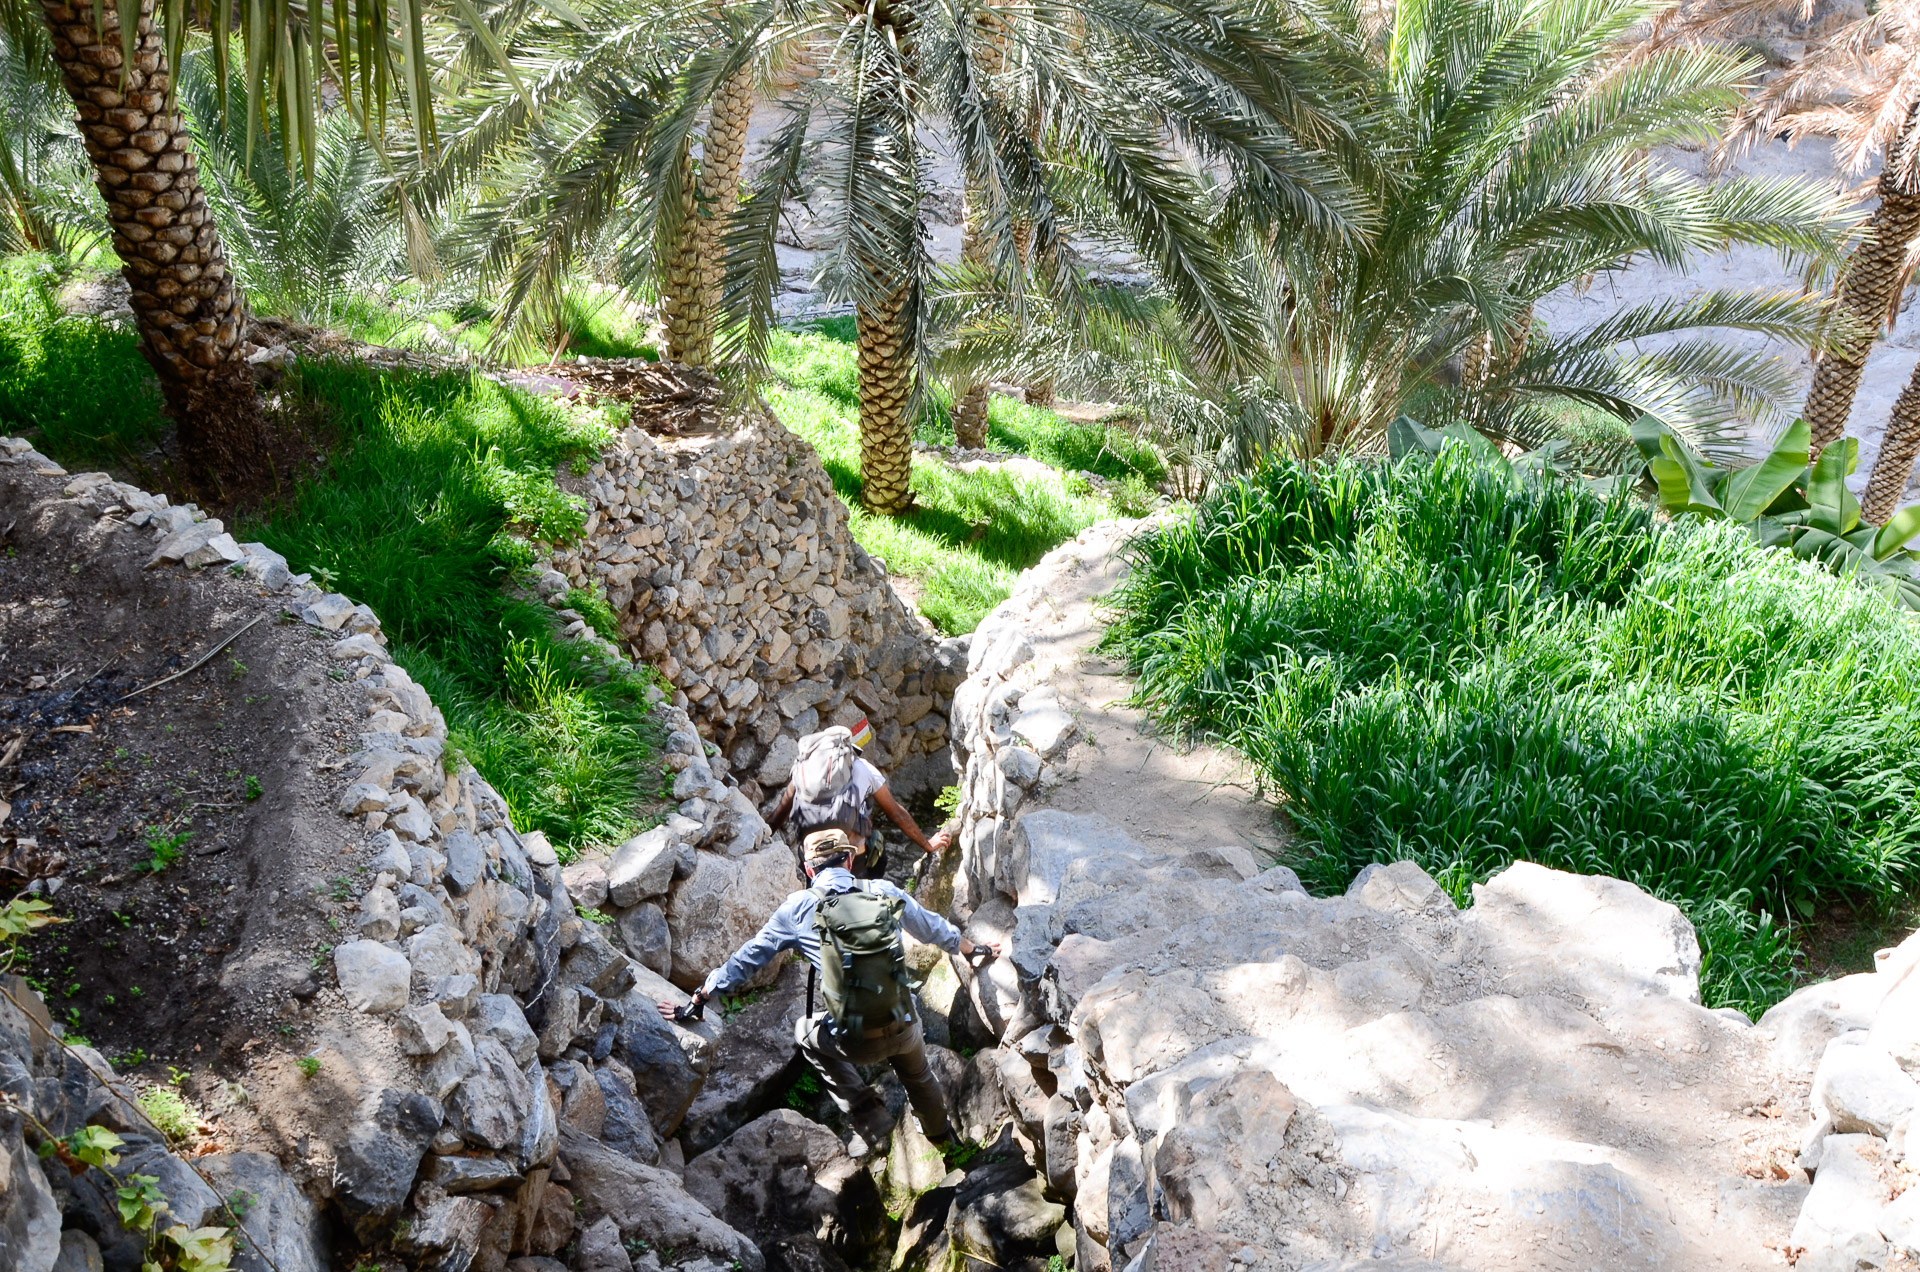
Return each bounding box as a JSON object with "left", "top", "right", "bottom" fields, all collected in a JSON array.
[{"left": 803, "top": 828, "right": 856, "bottom": 862}]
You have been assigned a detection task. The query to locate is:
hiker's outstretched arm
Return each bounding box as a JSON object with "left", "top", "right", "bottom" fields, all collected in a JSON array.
[
  {"left": 660, "top": 903, "right": 799, "bottom": 1020},
  {"left": 874, "top": 784, "right": 952, "bottom": 853},
  {"left": 766, "top": 785, "right": 794, "bottom": 833}
]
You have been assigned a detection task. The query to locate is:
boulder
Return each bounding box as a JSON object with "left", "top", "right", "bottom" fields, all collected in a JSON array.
[
  {"left": 0, "top": 1105, "right": 60, "bottom": 1272},
  {"left": 616, "top": 903, "right": 673, "bottom": 979},
  {"left": 1813, "top": 1034, "right": 1920, "bottom": 1137},
  {"left": 559, "top": 1128, "right": 763, "bottom": 1272},
  {"left": 1790, "top": 1134, "right": 1891, "bottom": 1269},
  {"left": 609, "top": 829, "right": 679, "bottom": 906},
  {"left": 679, "top": 958, "right": 811, "bottom": 1154},
  {"left": 946, "top": 1160, "right": 1065, "bottom": 1268},
  {"left": 395, "top": 1003, "right": 460, "bottom": 1056},
  {"left": 333, "top": 940, "right": 410, "bottom": 1013},
  {"left": 1153, "top": 1069, "right": 1295, "bottom": 1230},
  {"left": 1466, "top": 861, "right": 1701, "bottom": 1003},
  {"left": 1870, "top": 962, "right": 1920, "bottom": 1078},
  {"left": 475, "top": 995, "right": 541, "bottom": 1067},
  {"left": 570, "top": 1217, "right": 632, "bottom": 1272},
  {"left": 1882, "top": 1183, "right": 1920, "bottom": 1257},
  {"left": 334, "top": 1088, "right": 443, "bottom": 1241},
  {"left": 1762, "top": 974, "right": 1897, "bottom": 1074},
  {"left": 196, "top": 1151, "right": 329, "bottom": 1272},
  {"left": 52, "top": 1231, "right": 102, "bottom": 1272},
  {"left": 682, "top": 1111, "right": 886, "bottom": 1254},
  {"left": 594, "top": 1065, "right": 664, "bottom": 1164},
  {"left": 409, "top": 923, "right": 483, "bottom": 993},
  {"left": 665, "top": 845, "right": 800, "bottom": 989},
  {"left": 563, "top": 861, "right": 611, "bottom": 910},
  {"left": 613, "top": 998, "right": 707, "bottom": 1138}
]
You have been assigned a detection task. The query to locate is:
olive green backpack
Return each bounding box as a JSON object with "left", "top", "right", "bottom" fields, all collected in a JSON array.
[{"left": 810, "top": 883, "right": 914, "bottom": 1035}]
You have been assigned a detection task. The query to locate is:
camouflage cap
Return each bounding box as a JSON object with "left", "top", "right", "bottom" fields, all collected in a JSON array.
[{"left": 803, "top": 828, "right": 856, "bottom": 862}]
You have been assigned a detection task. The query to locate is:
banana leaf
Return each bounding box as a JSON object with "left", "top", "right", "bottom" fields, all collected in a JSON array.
[
  {"left": 1721, "top": 418, "right": 1811, "bottom": 523},
  {"left": 1871, "top": 504, "right": 1920, "bottom": 560},
  {"left": 1805, "top": 435, "right": 1860, "bottom": 536}
]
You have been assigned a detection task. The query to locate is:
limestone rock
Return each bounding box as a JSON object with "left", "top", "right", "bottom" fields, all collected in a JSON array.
[
  {"left": 196, "top": 1152, "right": 329, "bottom": 1272},
  {"left": 1466, "top": 860, "right": 1701, "bottom": 1002},
  {"left": 683, "top": 1111, "right": 886, "bottom": 1254},
  {"left": 616, "top": 903, "right": 673, "bottom": 979},
  {"left": 1813, "top": 1034, "right": 1920, "bottom": 1137},
  {"left": 665, "top": 845, "right": 799, "bottom": 989},
  {"left": 1791, "top": 1134, "right": 1891, "bottom": 1268},
  {"left": 608, "top": 828, "right": 679, "bottom": 906},
  {"left": 563, "top": 860, "right": 611, "bottom": 910},
  {"left": 396, "top": 1003, "right": 460, "bottom": 1056},
  {"left": 475, "top": 994, "right": 541, "bottom": 1067},
  {"left": 333, "top": 940, "right": 410, "bottom": 1013},
  {"left": 335, "top": 1088, "right": 443, "bottom": 1241},
  {"left": 559, "top": 1128, "right": 764, "bottom": 1272},
  {"left": 680, "top": 959, "right": 812, "bottom": 1154}
]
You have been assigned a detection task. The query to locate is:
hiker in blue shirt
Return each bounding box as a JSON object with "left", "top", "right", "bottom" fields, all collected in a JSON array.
[{"left": 660, "top": 828, "right": 998, "bottom": 1155}]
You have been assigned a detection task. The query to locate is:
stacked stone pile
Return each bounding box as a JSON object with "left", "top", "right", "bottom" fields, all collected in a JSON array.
[
  {"left": 1762, "top": 934, "right": 1920, "bottom": 1267},
  {"left": 546, "top": 384, "right": 967, "bottom": 799},
  {"left": 939, "top": 519, "right": 1920, "bottom": 1272}
]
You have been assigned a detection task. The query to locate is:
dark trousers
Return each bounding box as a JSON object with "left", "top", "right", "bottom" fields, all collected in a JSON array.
[{"left": 794, "top": 1011, "right": 950, "bottom": 1144}]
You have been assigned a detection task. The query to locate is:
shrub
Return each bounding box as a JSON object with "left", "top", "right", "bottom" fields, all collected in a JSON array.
[{"left": 1105, "top": 450, "right": 1920, "bottom": 1015}]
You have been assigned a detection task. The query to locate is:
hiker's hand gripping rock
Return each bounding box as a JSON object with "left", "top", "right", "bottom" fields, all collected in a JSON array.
[{"left": 659, "top": 991, "right": 706, "bottom": 1023}]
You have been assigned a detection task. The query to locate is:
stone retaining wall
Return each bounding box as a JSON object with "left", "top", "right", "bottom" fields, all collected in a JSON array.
[{"left": 546, "top": 396, "right": 966, "bottom": 800}]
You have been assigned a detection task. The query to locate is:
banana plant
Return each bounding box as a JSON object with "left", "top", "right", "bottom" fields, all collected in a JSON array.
[{"left": 1633, "top": 415, "right": 1920, "bottom": 609}]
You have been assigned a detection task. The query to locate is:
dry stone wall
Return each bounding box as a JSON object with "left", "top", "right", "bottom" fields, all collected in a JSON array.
[{"left": 546, "top": 401, "right": 967, "bottom": 800}]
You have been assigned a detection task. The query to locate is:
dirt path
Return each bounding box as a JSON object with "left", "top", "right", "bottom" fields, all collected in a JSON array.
[{"left": 983, "top": 517, "right": 1281, "bottom": 860}]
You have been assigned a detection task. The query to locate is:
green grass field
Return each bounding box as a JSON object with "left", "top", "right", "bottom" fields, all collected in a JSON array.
[{"left": 1105, "top": 449, "right": 1920, "bottom": 1016}]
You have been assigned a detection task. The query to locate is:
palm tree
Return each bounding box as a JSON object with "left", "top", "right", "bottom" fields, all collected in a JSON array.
[
  {"left": 661, "top": 57, "right": 753, "bottom": 366},
  {"left": 431, "top": 0, "right": 1372, "bottom": 513},
  {"left": 947, "top": 0, "right": 1850, "bottom": 472},
  {"left": 5, "top": 0, "right": 506, "bottom": 486},
  {"left": 1644, "top": 0, "right": 1920, "bottom": 468}
]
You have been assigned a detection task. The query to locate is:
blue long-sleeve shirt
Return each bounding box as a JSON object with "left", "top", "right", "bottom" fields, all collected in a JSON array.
[{"left": 698, "top": 867, "right": 964, "bottom": 999}]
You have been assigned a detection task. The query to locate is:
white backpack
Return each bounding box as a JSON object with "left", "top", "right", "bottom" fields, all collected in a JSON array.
[{"left": 793, "top": 727, "right": 856, "bottom": 804}]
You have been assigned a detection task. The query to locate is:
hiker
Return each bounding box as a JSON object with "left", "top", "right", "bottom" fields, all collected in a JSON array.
[
  {"left": 659, "top": 828, "right": 999, "bottom": 1154},
  {"left": 766, "top": 722, "right": 951, "bottom": 877}
]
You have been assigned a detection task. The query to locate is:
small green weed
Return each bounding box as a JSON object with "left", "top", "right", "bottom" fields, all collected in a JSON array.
[
  {"left": 136, "top": 1084, "right": 199, "bottom": 1142},
  {"left": 296, "top": 1056, "right": 321, "bottom": 1078},
  {"left": 141, "top": 827, "right": 191, "bottom": 874},
  {"left": 784, "top": 1066, "right": 823, "bottom": 1111},
  {"left": 243, "top": 776, "right": 262, "bottom": 801}
]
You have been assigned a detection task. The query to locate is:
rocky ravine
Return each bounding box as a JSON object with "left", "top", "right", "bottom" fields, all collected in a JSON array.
[
  {"left": 0, "top": 433, "right": 1036, "bottom": 1272},
  {"left": 943, "top": 519, "right": 1920, "bottom": 1272}
]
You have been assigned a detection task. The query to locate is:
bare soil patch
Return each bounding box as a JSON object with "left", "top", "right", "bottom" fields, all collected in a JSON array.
[{"left": 0, "top": 468, "right": 377, "bottom": 1091}]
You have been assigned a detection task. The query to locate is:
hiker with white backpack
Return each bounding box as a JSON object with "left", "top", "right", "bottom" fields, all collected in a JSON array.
[
  {"left": 766, "top": 721, "right": 951, "bottom": 878},
  {"left": 659, "top": 828, "right": 1000, "bottom": 1155}
]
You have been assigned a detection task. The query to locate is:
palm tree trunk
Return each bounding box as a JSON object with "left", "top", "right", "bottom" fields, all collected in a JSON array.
[
  {"left": 1863, "top": 356, "right": 1920, "bottom": 522},
  {"left": 40, "top": 0, "right": 266, "bottom": 483},
  {"left": 663, "top": 67, "right": 753, "bottom": 367},
  {"left": 1804, "top": 125, "right": 1920, "bottom": 454},
  {"left": 950, "top": 201, "right": 989, "bottom": 449},
  {"left": 1009, "top": 216, "right": 1053, "bottom": 408},
  {"left": 858, "top": 286, "right": 915, "bottom": 514}
]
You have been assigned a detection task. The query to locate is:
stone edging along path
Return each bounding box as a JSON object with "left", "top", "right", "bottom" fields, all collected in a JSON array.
[{"left": 939, "top": 516, "right": 1920, "bottom": 1272}]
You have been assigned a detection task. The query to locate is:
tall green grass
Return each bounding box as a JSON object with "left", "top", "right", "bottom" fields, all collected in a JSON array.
[
  {"left": 0, "top": 255, "right": 167, "bottom": 468},
  {"left": 247, "top": 361, "right": 665, "bottom": 854},
  {"left": 765, "top": 320, "right": 1137, "bottom": 632},
  {"left": 1106, "top": 451, "right": 1920, "bottom": 1015}
]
